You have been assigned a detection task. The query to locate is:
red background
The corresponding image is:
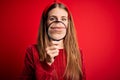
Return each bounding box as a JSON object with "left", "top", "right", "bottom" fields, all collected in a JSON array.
[{"left": 0, "top": 0, "right": 120, "bottom": 80}]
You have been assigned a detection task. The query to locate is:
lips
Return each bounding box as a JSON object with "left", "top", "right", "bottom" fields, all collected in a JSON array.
[{"left": 50, "top": 27, "right": 65, "bottom": 29}]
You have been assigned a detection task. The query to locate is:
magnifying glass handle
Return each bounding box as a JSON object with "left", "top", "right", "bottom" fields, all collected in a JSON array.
[{"left": 51, "top": 41, "right": 59, "bottom": 45}]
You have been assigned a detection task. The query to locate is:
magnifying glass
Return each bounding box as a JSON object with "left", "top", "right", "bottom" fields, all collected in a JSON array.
[{"left": 47, "top": 21, "right": 67, "bottom": 41}]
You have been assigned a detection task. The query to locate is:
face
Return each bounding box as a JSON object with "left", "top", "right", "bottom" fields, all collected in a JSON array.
[{"left": 47, "top": 7, "right": 68, "bottom": 41}]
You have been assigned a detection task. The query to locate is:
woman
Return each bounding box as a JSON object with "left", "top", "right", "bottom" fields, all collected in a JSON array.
[{"left": 21, "top": 2, "right": 86, "bottom": 80}]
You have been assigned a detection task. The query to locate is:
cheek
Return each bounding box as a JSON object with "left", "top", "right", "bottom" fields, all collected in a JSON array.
[
  {"left": 47, "top": 20, "right": 51, "bottom": 26},
  {"left": 65, "top": 22, "right": 69, "bottom": 28},
  {"left": 47, "top": 20, "right": 54, "bottom": 26}
]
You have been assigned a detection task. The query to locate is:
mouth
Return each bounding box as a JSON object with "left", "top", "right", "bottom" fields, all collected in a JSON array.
[{"left": 50, "top": 27, "right": 66, "bottom": 30}]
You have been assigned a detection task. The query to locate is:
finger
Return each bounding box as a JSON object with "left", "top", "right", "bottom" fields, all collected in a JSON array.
[
  {"left": 47, "top": 50, "right": 59, "bottom": 58},
  {"left": 51, "top": 58, "right": 54, "bottom": 63},
  {"left": 46, "top": 45, "right": 59, "bottom": 50},
  {"left": 47, "top": 49, "right": 59, "bottom": 56},
  {"left": 50, "top": 53, "right": 59, "bottom": 59}
]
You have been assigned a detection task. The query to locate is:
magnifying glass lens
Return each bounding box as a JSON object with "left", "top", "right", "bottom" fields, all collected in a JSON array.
[{"left": 47, "top": 21, "right": 67, "bottom": 41}]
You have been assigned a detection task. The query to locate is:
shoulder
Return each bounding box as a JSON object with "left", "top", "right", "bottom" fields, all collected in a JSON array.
[
  {"left": 25, "top": 44, "right": 39, "bottom": 54},
  {"left": 26, "top": 44, "right": 38, "bottom": 51},
  {"left": 25, "top": 44, "right": 39, "bottom": 61}
]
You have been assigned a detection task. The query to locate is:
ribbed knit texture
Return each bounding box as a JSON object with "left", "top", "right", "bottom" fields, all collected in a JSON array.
[{"left": 20, "top": 44, "right": 85, "bottom": 80}]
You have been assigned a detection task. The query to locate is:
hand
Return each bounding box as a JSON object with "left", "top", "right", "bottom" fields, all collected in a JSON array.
[{"left": 46, "top": 41, "right": 59, "bottom": 65}]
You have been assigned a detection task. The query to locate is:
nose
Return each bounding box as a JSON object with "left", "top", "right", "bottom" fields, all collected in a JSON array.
[
  {"left": 54, "top": 21, "right": 63, "bottom": 27},
  {"left": 57, "top": 18, "right": 61, "bottom": 22}
]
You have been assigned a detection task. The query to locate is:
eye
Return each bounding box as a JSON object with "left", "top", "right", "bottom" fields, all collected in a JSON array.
[
  {"left": 61, "top": 18, "right": 67, "bottom": 21},
  {"left": 49, "top": 17, "right": 56, "bottom": 21}
]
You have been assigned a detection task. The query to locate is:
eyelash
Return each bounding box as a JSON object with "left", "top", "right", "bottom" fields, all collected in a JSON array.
[
  {"left": 61, "top": 18, "right": 67, "bottom": 21},
  {"left": 49, "top": 17, "right": 56, "bottom": 21},
  {"left": 49, "top": 17, "right": 67, "bottom": 21}
]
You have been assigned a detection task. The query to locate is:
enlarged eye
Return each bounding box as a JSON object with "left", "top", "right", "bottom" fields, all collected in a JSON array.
[{"left": 49, "top": 17, "right": 56, "bottom": 21}]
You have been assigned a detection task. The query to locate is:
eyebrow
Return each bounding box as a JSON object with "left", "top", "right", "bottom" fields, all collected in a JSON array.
[{"left": 49, "top": 15, "right": 68, "bottom": 18}]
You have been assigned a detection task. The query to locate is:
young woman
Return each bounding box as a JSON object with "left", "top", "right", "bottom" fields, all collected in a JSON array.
[{"left": 20, "top": 2, "right": 86, "bottom": 80}]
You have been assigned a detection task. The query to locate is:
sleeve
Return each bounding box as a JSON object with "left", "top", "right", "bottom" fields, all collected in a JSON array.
[
  {"left": 20, "top": 45, "right": 57, "bottom": 80},
  {"left": 20, "top": 47, "right": 35, "bottom": 80},
  {"left": 80, "top": 49, "right": 86, "bottom": 80}
]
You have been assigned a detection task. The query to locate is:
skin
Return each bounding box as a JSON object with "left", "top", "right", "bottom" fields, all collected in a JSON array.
[{"left": 46, "top": 7, "right": 68, "bottom": 65}]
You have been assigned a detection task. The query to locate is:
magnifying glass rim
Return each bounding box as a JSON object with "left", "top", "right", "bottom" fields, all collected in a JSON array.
[{"left": 47, "top": 21, "right": 67, "bottom": 41}]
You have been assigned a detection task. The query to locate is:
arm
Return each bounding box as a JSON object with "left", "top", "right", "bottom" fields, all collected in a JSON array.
[
  {"left": 20, "top": 45, "right": 57, "bottom": 80},
  {"left": 20, "top": 47, "right": 35, "bottom": 80}
]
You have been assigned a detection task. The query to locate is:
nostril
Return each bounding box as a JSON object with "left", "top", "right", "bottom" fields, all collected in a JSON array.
[{"left": 55, "top": 20, "right": 61, "bottom": 23}]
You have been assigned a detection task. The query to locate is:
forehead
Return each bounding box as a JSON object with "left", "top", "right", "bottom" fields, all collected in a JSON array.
[{"left": 48, "top": 7, "right": 68, "bottom": 17}]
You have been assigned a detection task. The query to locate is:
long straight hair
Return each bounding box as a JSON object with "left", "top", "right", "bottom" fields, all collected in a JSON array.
[{"left": 37, "top": 2, "right": 83, "bottom": 80}]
